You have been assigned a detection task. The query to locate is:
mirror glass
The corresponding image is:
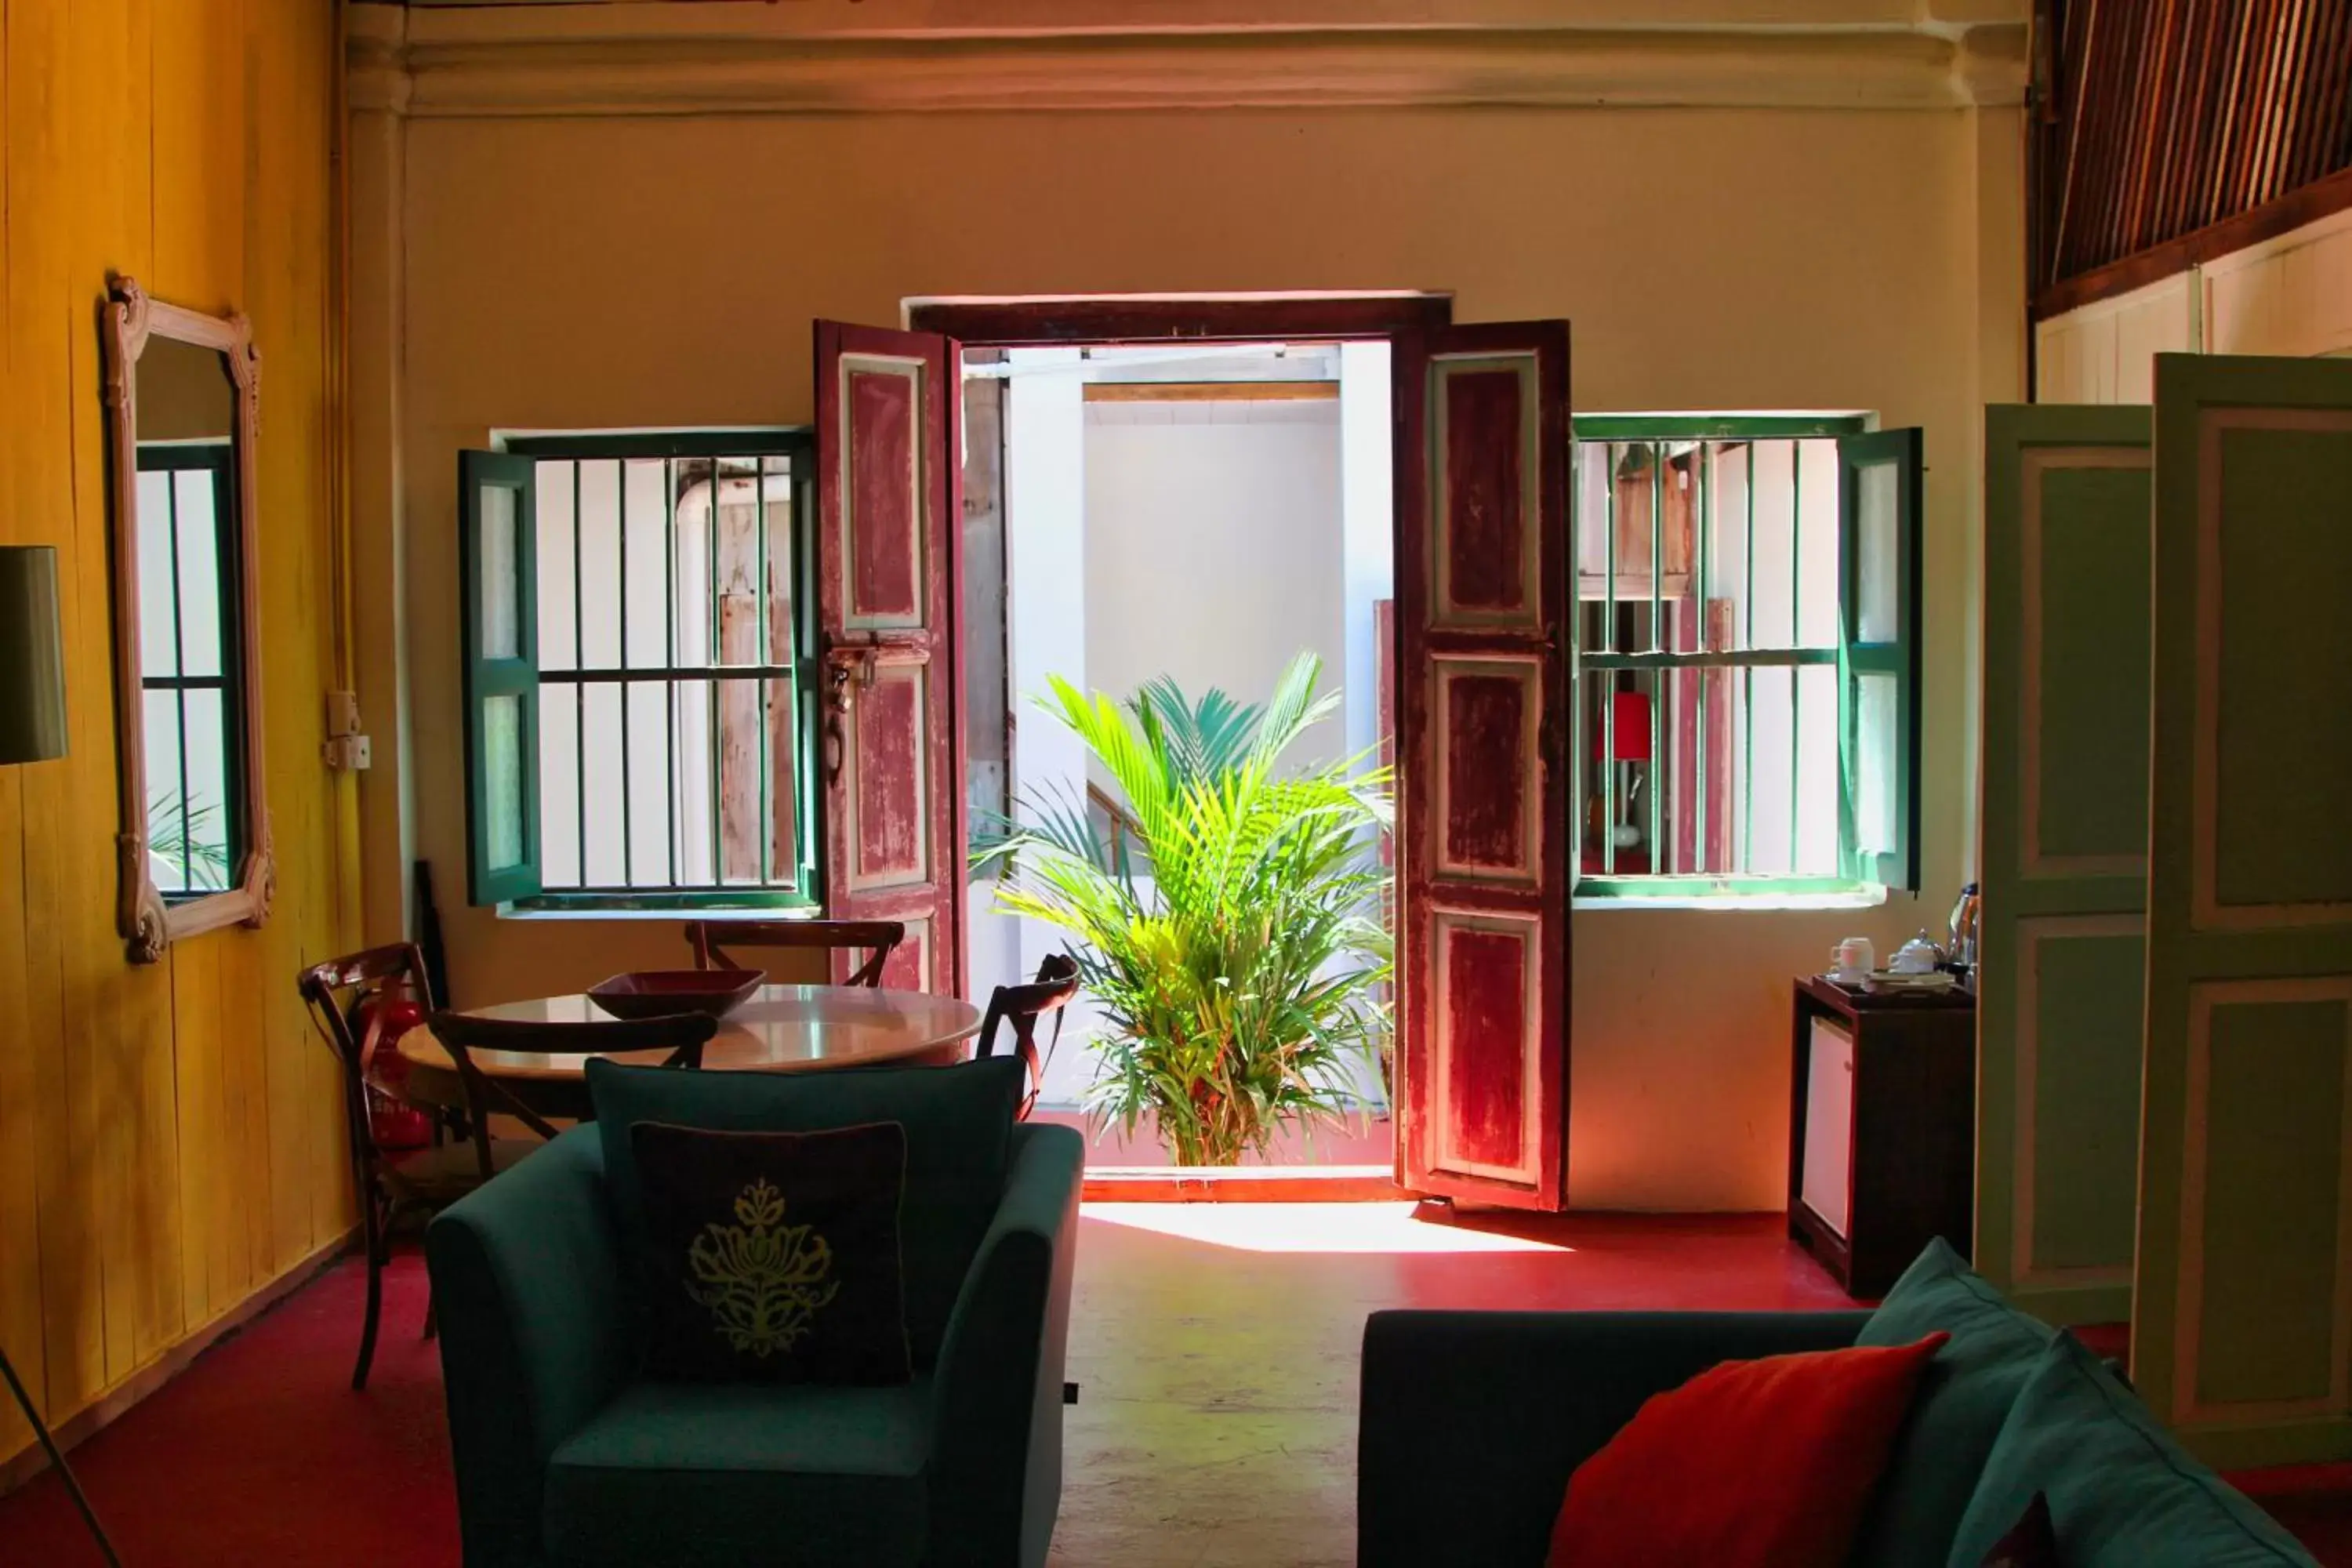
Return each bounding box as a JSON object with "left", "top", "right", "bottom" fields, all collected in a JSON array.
[{"left": 132, "top": 334, "right": 244, "bottom": 899}]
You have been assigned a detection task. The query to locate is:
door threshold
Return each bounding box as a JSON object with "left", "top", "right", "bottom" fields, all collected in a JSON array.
[{"left": 1081, "top": 1163, "right": 1414, "bottom": 1203}]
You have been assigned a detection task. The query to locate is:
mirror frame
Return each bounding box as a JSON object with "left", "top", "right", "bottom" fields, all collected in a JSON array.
[{"left": 103, "top": 274, "right": 273, "bottom": 963}]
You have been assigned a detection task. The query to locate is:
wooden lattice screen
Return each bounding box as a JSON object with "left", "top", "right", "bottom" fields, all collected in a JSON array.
[{"left": 2033, "top": 0, "right": 2352, "bottom": 310}]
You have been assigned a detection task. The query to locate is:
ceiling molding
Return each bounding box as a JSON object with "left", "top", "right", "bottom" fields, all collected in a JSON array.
[{"left": 347, "top": 5, "right": 2027, "bottom": 120}]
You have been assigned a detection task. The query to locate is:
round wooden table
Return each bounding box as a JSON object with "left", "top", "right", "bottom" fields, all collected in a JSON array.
[{"left": 396, "top": 983, "right": 985, "bottom": 1120}]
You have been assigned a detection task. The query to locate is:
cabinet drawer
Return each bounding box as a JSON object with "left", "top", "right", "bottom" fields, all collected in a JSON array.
[{"left": 1801, "top": 1016, "right": 1855, "bottom": 1239}]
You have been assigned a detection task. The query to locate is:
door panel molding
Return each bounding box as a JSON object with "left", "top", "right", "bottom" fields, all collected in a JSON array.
[
  {"left": 1394, "top": 321, "right": 1570, "bottom": 1212},
  {"left": 2010, "top": 913, "right": 2143, "bottom": 1302},
  {"left": 2173, "top": 977, "right": 2352, "bottom": 1430},
  {"left": 2190, "top": 406, "right": 2352, "bottom": 932},
  {"left": 816, "top": 320, "right": 965, "bottom": 996},
  {"left": 1977, "top": 404, "right": 2151, "bottom": 1326},
  {"left": 2020, "top": 446, "right": 2152, "bottom": 881},
  {"left": 2138, "top": 354, "right": 2352, "bottom": 1467}
]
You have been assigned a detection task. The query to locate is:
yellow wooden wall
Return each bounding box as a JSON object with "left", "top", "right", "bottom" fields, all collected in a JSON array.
[{"left": 0, "top": 0, "right": 355, "bottom": 1467}]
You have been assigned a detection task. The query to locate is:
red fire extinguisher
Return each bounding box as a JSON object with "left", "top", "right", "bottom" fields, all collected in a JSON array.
[{"left": 358, "top": 989, "right": 434, "bottom": 1152}]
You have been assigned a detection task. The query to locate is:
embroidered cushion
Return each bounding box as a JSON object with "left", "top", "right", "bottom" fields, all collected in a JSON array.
[
  {"left": 630, "top": 1120, "right": 912, "bottom": 1385},
  {"left": 587, "top": 1054, "right": 1024, "bottom": 1368}
]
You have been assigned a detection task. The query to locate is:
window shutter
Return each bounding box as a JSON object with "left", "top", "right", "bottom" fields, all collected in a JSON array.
[
  {"left": 813, "top": 321, "right": 965, "bottom": 995},
  {"left": 1392, "top": 320, "right": 1573, "bottom": 1212},
  {"left": 1836, "top": 428, "right": 1922, "bottom": 891},
  {"left": 459, "top": 449, "right": 543, "bottom": 906}
]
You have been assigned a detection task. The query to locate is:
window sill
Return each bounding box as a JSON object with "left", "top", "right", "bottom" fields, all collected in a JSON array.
[
  {"left": 1571, "top": 882, "right": 1889, "bottom": 913},
  {"left": 499, "top": 898, "right": 822, "bottom": 922}
]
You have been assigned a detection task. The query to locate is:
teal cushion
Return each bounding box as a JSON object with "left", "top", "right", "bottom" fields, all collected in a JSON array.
[
  {"left": 1849, "top": 1239, "right": 2056, "bottom": 1566},
  {"left": 1947, "top": 1333, "right": 2318, "bottom": 1567},
  {"left": 543, "top": 1378, "right": 931, "bottom": 1567},
  {"left": 588, "top": 1055, "right": 1023, "bottom": 1367}
]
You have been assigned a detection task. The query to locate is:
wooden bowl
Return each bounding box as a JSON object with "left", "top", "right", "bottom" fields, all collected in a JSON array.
[{"left": 586, "top": 969, "right": 765, "bottom": 1022}]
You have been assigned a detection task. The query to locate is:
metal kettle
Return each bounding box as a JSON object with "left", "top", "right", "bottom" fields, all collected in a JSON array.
[{"left": 1947, "top": 881, "right": 1981, "bottom": 972}]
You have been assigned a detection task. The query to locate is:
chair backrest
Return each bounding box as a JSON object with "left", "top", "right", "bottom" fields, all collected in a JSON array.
[
  {"left": 976, "top": 953, "right": 1080, "bottom": 1120},
  {"left": 296, "top": 942, "right": 435, "bottom": 1174},
  {"left": 684, "top": 918, "right": 907, "bottom": 988},
  {"left": 426, "top": 1011, "right": 719, "bottom": 1180}
]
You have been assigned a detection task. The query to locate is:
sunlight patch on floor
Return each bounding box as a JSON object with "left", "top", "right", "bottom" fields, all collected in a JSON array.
[{"left": 1082, "top": 1201, "right": 1572, "bottom": 1254}]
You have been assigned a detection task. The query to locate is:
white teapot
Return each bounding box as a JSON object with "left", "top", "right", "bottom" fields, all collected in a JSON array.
[{"left": 1889, "top": 931, "right": 1945, "bottom": 975}]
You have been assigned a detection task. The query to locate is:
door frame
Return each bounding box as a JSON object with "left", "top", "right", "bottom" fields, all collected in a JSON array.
[{"left": 924, "top": 291, "right": 1452, "bottom": 1194}]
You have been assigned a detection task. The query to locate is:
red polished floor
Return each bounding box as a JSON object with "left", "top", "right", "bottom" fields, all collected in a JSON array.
[{"left": 1, "top": 1209, "right": 2346, "bottom": 1566}]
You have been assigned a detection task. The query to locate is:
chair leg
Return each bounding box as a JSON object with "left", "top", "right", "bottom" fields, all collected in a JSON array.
[{"left": 353, "top": 1211, "right": 383, "bottom": 1392}]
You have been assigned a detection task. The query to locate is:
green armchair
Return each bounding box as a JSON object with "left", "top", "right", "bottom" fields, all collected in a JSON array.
[{"left": 425, "top": 1120, "right": 1083, "bottom": 1568}]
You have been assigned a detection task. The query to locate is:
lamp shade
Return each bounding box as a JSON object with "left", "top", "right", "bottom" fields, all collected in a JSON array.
[
  {"left": 0, "top": 546, "right": 69, "bottom": 764},
  {"left": 1593, "top": 690, "right": 1652, "bottom": 763}
]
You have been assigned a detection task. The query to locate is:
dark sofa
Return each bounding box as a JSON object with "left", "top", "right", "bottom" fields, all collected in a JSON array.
[{"left": 1358, "top": 1242, "right": 2321, "bottom": 1567}]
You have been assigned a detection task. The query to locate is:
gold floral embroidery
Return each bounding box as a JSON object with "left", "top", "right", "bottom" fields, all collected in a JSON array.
[{"left": 686, "top": 1178, "right": 839, "bottom": 1357}]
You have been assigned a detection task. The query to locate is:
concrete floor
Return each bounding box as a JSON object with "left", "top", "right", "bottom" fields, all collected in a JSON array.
[{"left": 1048, "top": 1203, "right": 1852, "bottom": 1566}]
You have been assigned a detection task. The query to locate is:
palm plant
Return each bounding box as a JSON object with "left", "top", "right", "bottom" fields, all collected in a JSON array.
[
  {"left": 148, "top": 789, "right": 231, "bottom": 891},
  {"left": 976, "top": 654, "right": 1392, "bottom": 1167}
]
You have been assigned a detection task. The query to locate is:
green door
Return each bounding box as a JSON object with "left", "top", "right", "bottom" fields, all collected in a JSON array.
[
  {"left": 2134, "top": 354, "right": 2352, "bottom": 1467},
  {"left": 1976, "top": 405, "right": 2153, "bottom": 1327}
]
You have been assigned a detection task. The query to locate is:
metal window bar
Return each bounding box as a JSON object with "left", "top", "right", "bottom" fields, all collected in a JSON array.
[
  {"left": 1744, "top": 443, "right": 1755, "bottom": 874},
  {"left": 1567, "top": 423, "right": 1859, "bottom": 887},
  {"left": 708, "top": 458, "right": 722, "bottom": 888},
  {"left": 1602, "top": 443, "right": 1617, "bottom": 876},
  {"left": 1693, "top": 444, "right": 1708, "bottom": 874},
  {"left": 757, "top": 456, "right": 771, "bottom": 887},
  {"left": 510, "top": 437, "right": 815, "bottom": 903},
  {"left": 619, "top": 460, "right": 633, "bottom": 887},
  {"left": 1648, "top": 442, "right": 1664, "bottom": 871},
  {"left": 1788, "top": 440, "right": 1802, "bottom": 873},
  {"left": 572, "top": 458, "right": 588, "bottom": 887},
  {"left": 664, "top": 458, "right": 678, "bottom": 886}
]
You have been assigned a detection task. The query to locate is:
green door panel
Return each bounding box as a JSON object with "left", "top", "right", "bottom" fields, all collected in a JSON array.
[
  {"left": 2196, "top": 994, "right": 2349, "bottom": 1411},
  {"left": 1977, "top": 405, "right": 2152, "bottom": 1327},
  {"left": 2025, "top": 927, "right": 2146, "bottom": 1274},
  {"left": 2136, "top": 354, "right": 2352, "bottom": 1468}
]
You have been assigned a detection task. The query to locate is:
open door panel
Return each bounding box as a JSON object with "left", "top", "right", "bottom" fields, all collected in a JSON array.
[
  {"left": 815, "top": 321, "right": 966, "bottom": 997},
  {"left": 1975, "top": 404, "right": 2152, "bottom": 1328},
  {"left": 1392, "top": 321, "right": 1572, "bottom": 1210},
  {"left": 2133, "top": 353, "right": 2352, "bottom": 1468}
]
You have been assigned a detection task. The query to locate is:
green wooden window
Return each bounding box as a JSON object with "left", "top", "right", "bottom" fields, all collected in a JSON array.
[
  {"left": 458, "top": 432, "right": 822, "bottom": 912},
  {"left": 1570, "top": 415, "right": 1923, "bottom": 898},
  {"left": 136, "top": 444, "right": 245, "bottom": 899}
]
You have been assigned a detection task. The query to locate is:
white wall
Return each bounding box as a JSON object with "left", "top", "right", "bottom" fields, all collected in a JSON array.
[
  {"left": 1082, "top": 399, "right": 1348, "bottom": 764},
  {"left": 2035, "top": 204, "right": 2352, "bottom": 402},
  {"left": 1339, "top": 343, "right": 1396, "bottom": 769}
]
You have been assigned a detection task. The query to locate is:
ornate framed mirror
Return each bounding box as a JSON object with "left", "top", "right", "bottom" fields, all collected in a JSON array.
[{"left": 103, "top": 275, "right": 272, "bottom": 963}]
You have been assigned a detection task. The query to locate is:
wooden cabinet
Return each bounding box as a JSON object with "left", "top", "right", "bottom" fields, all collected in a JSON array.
[{"left": 1788, "top": 976, "right": 1976, "bottom": 1298}]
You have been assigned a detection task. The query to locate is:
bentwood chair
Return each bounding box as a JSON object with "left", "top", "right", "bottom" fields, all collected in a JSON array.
[
  {"left": 684, "top": 917, "right": 907, "bottom": 987},
  {"left": 425, "top": 1011, "right": 717, "bottom": 1181},
  {"left": 975, "top": 953, "right": 1081, "bottom": 1121},
  {"left": 299, "top": 942, "right": 464, "bottom": 1390}
]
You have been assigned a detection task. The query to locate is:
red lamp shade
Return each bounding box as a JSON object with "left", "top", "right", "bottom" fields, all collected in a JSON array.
[{"left": 1595, "top": 691, "right": 1653, "bottom": 762}]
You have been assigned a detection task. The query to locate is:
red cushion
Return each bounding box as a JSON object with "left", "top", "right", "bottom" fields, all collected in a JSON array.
[{"left": 1548, "top": 1331, "right": 1951, "bottom": 1568}]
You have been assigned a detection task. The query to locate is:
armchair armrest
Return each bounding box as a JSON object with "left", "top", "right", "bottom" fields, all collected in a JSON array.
[
  {"left": 1358, "top": 1308, "right": 1872, "bottom": 1568},
  {"left": 426, "top": 1126, "right": 635, "bottom": 1568},
  {"left": 928, "top": 1122, "right": 1085, "bottom": 1568}
]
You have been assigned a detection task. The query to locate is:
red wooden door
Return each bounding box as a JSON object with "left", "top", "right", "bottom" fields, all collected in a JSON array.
[
  {"left": 815, "top": 321, "right": 966, "bottom": 996},
  {"left": 1393, "top": 321, "right": 1572, "bottom": 1210}
]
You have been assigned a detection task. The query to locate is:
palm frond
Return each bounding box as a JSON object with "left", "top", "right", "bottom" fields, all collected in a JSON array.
[{"left": 982, "top": 652, "right": 1394, "bottom": 1165}]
